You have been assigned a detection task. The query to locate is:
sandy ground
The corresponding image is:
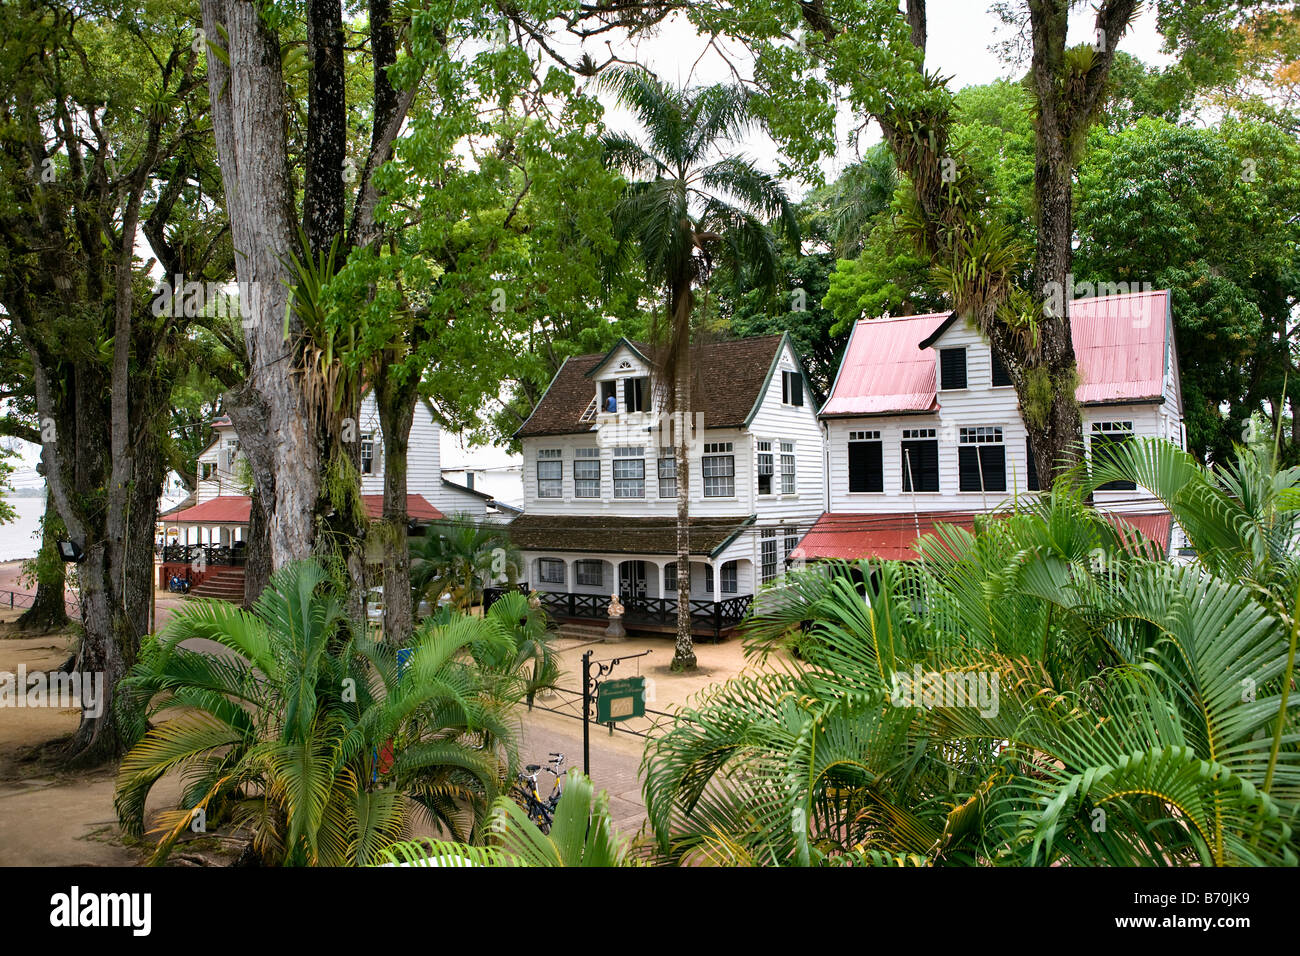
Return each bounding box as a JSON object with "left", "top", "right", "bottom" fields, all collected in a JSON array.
[
  {"left": 0, "top": 564, "right": 789, "bottom": 865},
  {"left": 0, "top": 614, "right": 207, "bottom": 866}
]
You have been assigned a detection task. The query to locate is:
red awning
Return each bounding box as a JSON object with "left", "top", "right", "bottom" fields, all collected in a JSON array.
[
  {"left": 791, "top": 509, "right": 1173, "bottom": 562},
  {"left": 168, "top": 494, "right": 444, "bottom": 524},
  {"left": 168, "top": 495, "right": 252, "bottom": 524}
]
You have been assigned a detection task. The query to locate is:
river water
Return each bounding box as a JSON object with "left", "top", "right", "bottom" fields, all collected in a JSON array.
[{"left": 0, "top": 498, "right": 45, "bottom": 561}]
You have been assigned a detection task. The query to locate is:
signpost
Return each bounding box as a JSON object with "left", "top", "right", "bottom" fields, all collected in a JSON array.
[
  {"left": 581, "top": 648, "right": 651, "bottom": 776},
  {"left": 596, "top": 676, "right": 647, "bottom": 723}
]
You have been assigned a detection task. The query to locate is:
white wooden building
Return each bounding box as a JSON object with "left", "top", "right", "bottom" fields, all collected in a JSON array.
[
  {"left": 794, "top": 289, "right": 1183, "bottom": 562},
  {"left": 162, "top": 391, "right": 493, "bottom": 551},
  {"left": 506, "top": 333, "right": 823, "bottom": 636}
]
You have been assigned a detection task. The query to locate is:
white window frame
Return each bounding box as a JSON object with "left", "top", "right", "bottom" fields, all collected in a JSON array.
[
  {"left": 657, "top": 448, "right": 676, "bottom": 498},
  {"left": 573, "top": 447, "right": 601, "bottom": 498},
  {"left": 760, "top": 529, "right": 778, "bottom": 584},
  {"left": 756, "top": 440, "right": 774, "bottom": 496},
  {"left": 537, "top": 558, "right": 565, "bottom": 586},
  {"left": 720, "top": 563, "right": 738, "bottom": 594},
  {"left": 613, "top": 446, "right": 645, "bottom": 498},
  {"left": 575, "top": 560, "right": 604, "bottom": 588},
  {"left": 536, "top": 448, "right": 563, "bottom": 498},
  {"left": 780, "top": 441, "right": 796, "bottom": 494},
  {"left": 702, "top": 442, "right": 735, "bottom": 498},
  {"left": 360, "top": 433, "right": 376, "bottom": 475}
]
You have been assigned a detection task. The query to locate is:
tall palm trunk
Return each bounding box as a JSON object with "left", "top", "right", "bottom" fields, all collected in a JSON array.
[{"left": 671, "top": 282, "right": 696, "bottom": 671}]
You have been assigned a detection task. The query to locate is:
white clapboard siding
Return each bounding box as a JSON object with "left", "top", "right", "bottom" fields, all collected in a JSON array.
[{"left": 826, "top": 319, "right": 1178, "bottom": 515}]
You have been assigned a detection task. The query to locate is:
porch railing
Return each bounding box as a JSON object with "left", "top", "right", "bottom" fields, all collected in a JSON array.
[
  {"left": 159, "top": 543, "right": 246, "bottom": 567},
  {"left": 484, "top": 586, "right": 752, "bottom": 639}
]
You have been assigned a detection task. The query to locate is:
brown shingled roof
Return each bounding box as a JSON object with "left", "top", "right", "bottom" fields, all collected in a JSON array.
[
  {"left": 505, "top": 513, "right": 755, "bottom": 557},
  {"left": 514, "top": 334, "right": 788, "bottom": 439}
]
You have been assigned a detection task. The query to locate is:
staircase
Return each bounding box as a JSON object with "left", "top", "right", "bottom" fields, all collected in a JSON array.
[
  {"left": 187, "top": 567, "right": 246, "bottom": 603},
  {"left": 554, "top": 621, "right": 614, "bottom": 642}
]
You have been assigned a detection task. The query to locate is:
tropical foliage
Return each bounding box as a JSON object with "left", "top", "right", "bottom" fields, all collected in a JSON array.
[
  {"left": 600, "top": 66, "right": 797, "bottom": 671},
  {"left": 377, "top": 770, "right": 632, "bottom": 867},
  {"left": 410, "top": 515, "right": 523, "bottom": 613},
  {"left": 114, "top": 560, "right": 532, "bottom": 866},
  {"left": 640, "top": 439, "right": 1300, "bottom": 866}
]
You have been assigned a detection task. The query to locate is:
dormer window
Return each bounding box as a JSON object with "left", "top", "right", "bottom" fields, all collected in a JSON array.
[
  {"left": 599, "top": 380, "right": 617, "bottom": 413},
  {"left": 939, "top": 348, "right": 967, "bottom": 390},
  {"left": 622, "top": 376, "right": 648, "bottom": 413}
]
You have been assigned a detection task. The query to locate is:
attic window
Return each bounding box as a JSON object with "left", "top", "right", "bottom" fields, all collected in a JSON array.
[
  {"left": 781, "top": 370, "right": 804, "bottom": 406},
  {"left": 939, "top": 348, "right": 967, "bottom": 390},
  {"left": 599, "top": 380, "right": 617, "bottom": 413}
]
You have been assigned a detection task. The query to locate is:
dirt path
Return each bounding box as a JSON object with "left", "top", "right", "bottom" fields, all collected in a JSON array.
[{"left": 0, "top": 618, "right": 186, "bottom": 866}]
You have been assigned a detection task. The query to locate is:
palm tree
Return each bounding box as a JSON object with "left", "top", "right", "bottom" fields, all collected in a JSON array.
[
  {"left": 641, "top": 468, "right": 1300, "bottom": 865},
  {"left": 410, "top": 514, "right": 522, "bottom": 613},
  {"left": 114, "top": 560, "right": 525, "bottom": 865},
  {"left": 600, "top": 66, "right": 798, "bottom": 671},
  {"left": 431, "top": 588, "right": 560, "bottom": 708},
  {"left": 377, "top": 770, "right": 632, "bottom": 867}
]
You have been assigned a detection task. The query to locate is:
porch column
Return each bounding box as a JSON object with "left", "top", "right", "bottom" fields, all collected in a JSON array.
[{"left": 711, "top": 560, "right": 722, "bottom": 603}]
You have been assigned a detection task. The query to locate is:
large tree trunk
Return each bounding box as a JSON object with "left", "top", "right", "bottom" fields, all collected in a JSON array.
[
  {"left": 16, "top": 485, "right": 69, "bottom": 633},
  {"left": 375, "top": 371, "right": 418, "bottom": 643},
  {"left": 671, "top": 283, "right": 696, "bottom": 671},
  {"left": 201, "top": 0, "right": 319, "bottom": 570},
  {"left": 243, "top": 485, "right": 272, "bottom": 607}
]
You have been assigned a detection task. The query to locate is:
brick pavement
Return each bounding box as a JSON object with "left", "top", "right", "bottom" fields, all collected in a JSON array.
[{"left": 517, "top": 707, "right": 652, "bottom": 838}]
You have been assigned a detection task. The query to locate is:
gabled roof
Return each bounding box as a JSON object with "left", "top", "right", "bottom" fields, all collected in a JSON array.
[
  {"left": 821, "top": 313, "right": 952, "bottom": 417},
  {"left": 583, "top": 338, "right": 653, "bottom": 378},
  {"left": 514, "top": 334, "right": 789, "bottom": 439},
  {"left": 820, "top": 290, "right": 1174, "bottom": 418}
]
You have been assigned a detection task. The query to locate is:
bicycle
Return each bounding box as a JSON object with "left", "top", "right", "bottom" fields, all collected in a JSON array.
[{"left": 511, "top": 752, "right": 565, "bottom": 833}]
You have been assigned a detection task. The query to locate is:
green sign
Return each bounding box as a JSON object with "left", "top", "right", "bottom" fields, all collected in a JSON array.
[{"left": 595, "top": 676, "right": 646, "bottom": 723}]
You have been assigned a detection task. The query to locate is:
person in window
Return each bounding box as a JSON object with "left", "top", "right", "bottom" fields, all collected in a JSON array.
[{"left": 605, "top": 393, "right": 617, "bottom": 413}]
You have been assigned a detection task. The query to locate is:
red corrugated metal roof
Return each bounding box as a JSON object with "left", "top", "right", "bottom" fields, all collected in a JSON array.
[
  {"left": 821, "top": 313, "right": 951, "bottom": 416},
  {"left": 791, "top": 509, "right": 1172, "bottom": 561},
  {"left": 167, "top": 494, "right": 444, "bottom": 524},
  {"left": 820, "top": 290, "right": 1170, "bottom": 416},
  {"left": 1070, "top": 290, "right": 1169, "bottom": 404}
]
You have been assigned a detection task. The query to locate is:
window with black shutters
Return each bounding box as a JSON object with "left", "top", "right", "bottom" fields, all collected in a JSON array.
[
  {"left": 848, "top": 430, "right": 883, "bottom": 493},
  {"left": 1026, "top": 437, "right": 1040, "bottom": 491},
  {"left": 622, "top": 376, "right": 647, "bottom": 412},
  {"left": 901, "top": 429, "right": 940, "bottom": 492},
  {"left": 939, "top": 348, "right": 967, "bottom": 390},
  {"left": 958, "top": 427, "right": 1006, "bottom": 492},
  {"left": 781, "top": 370, "right": 804, "bottom": 406},
  {"left": 1092, "top": 422, "right": 1136, "bottom": 491},
  {"left": 991, "top": 350, "right": 1012, "bottom": 387}
]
